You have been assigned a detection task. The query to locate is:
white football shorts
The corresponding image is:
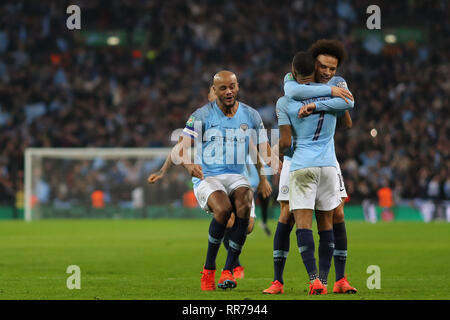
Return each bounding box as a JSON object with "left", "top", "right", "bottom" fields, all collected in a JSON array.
[
  {"left": 277, "top": 158, "right": 291, "bottom": 202},
  {"left": 336, "top": 161, "right": 348, "bottom": 199},
  {"left": 279, "top": 159, "right": 347, "bottom": 202},
  {"left": 194, "top": 174, "right": 254, "bottom": 216},
  {"left": 289, "top": 166, "right": 341, "bottom": 212},
  {"left": 250, "top": 198, "right": 256, "bottom": 219}
]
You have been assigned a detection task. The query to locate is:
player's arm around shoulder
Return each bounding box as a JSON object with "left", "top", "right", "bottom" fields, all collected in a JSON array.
[
  {"left": 330, "top": 76, "right": 355, "bottom": 104},
  {"left": 314, "top": 89, "right": 355, "bottom": 113},
  {"left": 332, "top": 76, "right": 353, "bottom": 128},
  {"left": 284, "top": 72, "right": 331, "bottom": 100}
]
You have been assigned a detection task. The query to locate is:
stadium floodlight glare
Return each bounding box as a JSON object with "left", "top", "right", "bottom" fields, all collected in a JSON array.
[
  {"left": 370, "top": 128, "right": 378, "bottom": 138},
  {"left": 384, "top": 34, "right": 397, "bottom": 44},
  {"left": 107, "top": 36, "right": 120, "bottom": 46},
  {"left": 24, "top": 148, "right": 182, "bottom": 221}
]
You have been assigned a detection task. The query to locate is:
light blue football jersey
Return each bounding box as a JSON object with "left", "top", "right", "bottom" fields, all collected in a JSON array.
[
  {"left": 277, "top": 79, "right": 354, "bottom": 171},
  {"left": 284, "top": 72, "right": 352, "bottom": 112},
  {"left": 284, "top": 72, "right": 332, "bottom": 100},
  {"left": 276, "top": 73, "right": 335, "bottom": 161},
  {"left": 183, "top": 101, "right": 268, "bottom": 188}
]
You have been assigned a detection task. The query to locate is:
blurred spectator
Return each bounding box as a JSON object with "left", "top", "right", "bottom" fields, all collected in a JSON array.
[
  {"left": 0, "top": 0, "right": 448, "bottom": 217},
  {"left": 91, "top": 189, "right": 105, "bottom": 209},
  {"left": 377, "top": 179, "right": 394, "bottom": 221}
]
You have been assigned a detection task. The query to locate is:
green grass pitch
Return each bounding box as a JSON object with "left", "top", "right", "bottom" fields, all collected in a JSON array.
[{"left": 0, "top": 219, "right": 449, "bottom": 300}]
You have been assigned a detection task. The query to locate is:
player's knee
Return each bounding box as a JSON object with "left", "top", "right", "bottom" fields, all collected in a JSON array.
[
  {"left": 214, "top": 205, "right": 233, "bottom": 224},
  {"left": 317, "top": 219, "right": 333, "bottom": 232},
  {"left": 278, "top": 213, "right": 292, "bottom": 225},
  {"left": 333, "top": 204, "right": 345, "bottom": 224},
  {"left": 316, "top": 210, "right": 334, "bottom": 231},
  {"left": 278, "top": 201, "right": 293, "bottom": 225},
  {"left": 235, "top": 202, "right": 252, "bottom": 219},
  {"left": 287, "top": 215, "right": 295, "bottom": 227}
]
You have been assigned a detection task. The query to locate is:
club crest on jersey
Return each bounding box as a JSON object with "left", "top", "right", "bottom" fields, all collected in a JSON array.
[{"left": 240, "top": 123, "right": 249, "bottom": 131}]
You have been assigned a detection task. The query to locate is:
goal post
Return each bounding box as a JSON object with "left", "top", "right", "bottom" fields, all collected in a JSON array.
[{"left": 24, "top": 148, "right": 197, "bottom": 221}]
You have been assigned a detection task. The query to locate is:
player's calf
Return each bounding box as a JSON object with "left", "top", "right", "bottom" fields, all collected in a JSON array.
[{"left": 318, "top": 229, "right": 334, "bottom": 287}]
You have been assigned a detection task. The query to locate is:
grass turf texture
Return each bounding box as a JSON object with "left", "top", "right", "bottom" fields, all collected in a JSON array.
[{"left": 0, "top": 219, "right": 449, "bottom": 300}]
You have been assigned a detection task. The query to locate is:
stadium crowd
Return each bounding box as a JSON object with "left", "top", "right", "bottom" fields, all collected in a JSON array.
[{"left": 0, "top": 1, "right": 448, "bottom": 218}]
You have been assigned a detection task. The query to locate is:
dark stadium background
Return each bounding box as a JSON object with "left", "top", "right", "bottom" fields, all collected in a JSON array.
[{"left": 0, "top": 0, "right": 448, "bottom": 222}]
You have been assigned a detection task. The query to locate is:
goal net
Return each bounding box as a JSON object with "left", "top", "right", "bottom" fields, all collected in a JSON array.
[{"left": 24, "top": 148, "right": 201, "bottom": 221}]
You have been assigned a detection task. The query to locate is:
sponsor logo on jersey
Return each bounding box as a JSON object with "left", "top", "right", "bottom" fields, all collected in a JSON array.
[
  {"left": 186, "top": 116, "right": 196, "bottom": 128},
  {"left": 286, "top": 72, "right": 295, "bottom": 82}
]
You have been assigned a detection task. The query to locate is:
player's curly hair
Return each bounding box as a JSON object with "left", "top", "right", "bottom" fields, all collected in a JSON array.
[{"left": 308, "top": 39, "right": 347, "bottom": 66}]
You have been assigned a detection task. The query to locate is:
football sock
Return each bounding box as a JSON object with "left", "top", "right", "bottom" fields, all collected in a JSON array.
[
  {"left": 333, "top": 222, "right": 348, "bottom": 281},
  {"left": 223, "top": 216, "right": 249, "bottom": 271},
  {"left": 273, "top": 222, "right": 293, "bottom": 284},
  {"left": 223, "top": 227, "right": 241, "bottom": 268},
  {"left": 318, "top": 229, "right": 334, "bottom": 286},
  {"left": 204, "top": 218, "right": 226, "bottom": 270},
  {"left": 296, "top": 228, "right": 317, "bottom": 281}
]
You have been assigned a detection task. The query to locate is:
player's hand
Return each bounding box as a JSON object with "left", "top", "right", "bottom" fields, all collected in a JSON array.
[
  {"left": 184, "top": 164, "right": 204, "bottom": 179},
  {"left": 257, "top": 177, "right": 272, "bottom": 199},
  {"left": 331, "top": 87, "right": 353, "bottom": 104},
  {"left": 147, "top": 170, "right": 165, "bottom": 184},
  {"left": 298, "top": 103, "right": 316, "bottom": 118}
]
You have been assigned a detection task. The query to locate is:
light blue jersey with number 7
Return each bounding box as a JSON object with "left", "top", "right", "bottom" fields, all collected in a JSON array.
[{"left": 276, "top": 80, "right": 354, "bottom": 172}]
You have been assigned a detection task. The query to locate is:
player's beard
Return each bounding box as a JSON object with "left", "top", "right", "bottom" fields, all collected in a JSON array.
[
  {"left": 315, "top": 70, "right": 331, "bottom": 84},
  {"left": 220, "top": 95, "right": 237, "bottom": 109},
  {"left": 317, "top": 74, "right": 329, "bottom": 84}
]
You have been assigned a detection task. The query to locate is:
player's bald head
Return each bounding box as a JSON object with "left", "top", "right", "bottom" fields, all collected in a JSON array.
[
  {"left": 212, "top": 70, "right": 239, "bottom": 109},
  {"left": 213, "top": 70, "right": 238, "bottom": 86}
]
